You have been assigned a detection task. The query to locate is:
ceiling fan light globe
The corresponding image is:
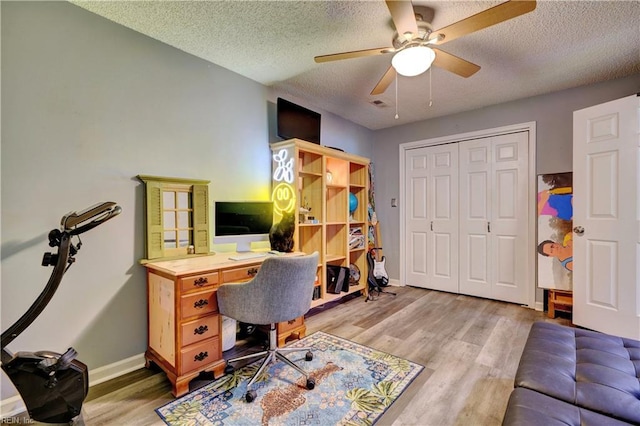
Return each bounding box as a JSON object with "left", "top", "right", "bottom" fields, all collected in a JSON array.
[{"left": 391, "top": 46, "right": 435, "bottom": 77}]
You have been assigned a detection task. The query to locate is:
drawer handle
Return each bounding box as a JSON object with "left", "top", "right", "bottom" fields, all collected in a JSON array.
[
  {"left": 194, "top": 299, "right": 209, "bottom": 309},
  {"left": 194, "top": 351, "right": 208, "bottom": 362},
  {"left": 247, "top": 267, "right": 259, "bottom": 277},
  {"left": 194, "top": 325, "right": 209, "bottom": 335},
  {"left": 287, "top": 319, "right": 296, "bottom": 325},
  {"left": 193, "top": 277, "right": 209, "bottom": 287}
]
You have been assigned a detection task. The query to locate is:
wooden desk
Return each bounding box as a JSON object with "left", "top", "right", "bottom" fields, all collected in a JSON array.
[{"left": 143, "top": 252, "right": 307, "bottom": 397}]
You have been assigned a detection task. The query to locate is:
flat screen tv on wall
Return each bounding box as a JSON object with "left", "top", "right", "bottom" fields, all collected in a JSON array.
[{"left": 276, "top": 97, "right": 321, "bottom": 144}]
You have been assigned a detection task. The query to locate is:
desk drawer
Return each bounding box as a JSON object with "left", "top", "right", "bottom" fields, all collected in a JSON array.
[
  {"left": 277, "top": 316, "right": 304, "bottom": 334},
  {"left": 179, "top": 272, "right": 219, "bottom": 292},
  {"left": 180, "top": 338, "right": 219, "bottom": 374},
  {"left": 180, "top": 288, "right": 218, "bottom": 319},
  {"left": 222, "top": 265, "right": 260, "bottom": 283},
  {"left": 181, "top": 314, "right": 220, "bottom": 347}
]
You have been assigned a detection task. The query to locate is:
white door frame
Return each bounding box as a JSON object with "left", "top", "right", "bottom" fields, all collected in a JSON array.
[{"left": 399, "top": 121, "right": 538, "bottom": 309}]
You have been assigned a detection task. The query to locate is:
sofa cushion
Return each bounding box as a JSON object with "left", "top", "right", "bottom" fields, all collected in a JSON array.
[
  {"left": 514, "top": 322, "right": 640, "bottom": 424},
  {"left": 502, "top": 388, "right": 634, "bottom": 426}
]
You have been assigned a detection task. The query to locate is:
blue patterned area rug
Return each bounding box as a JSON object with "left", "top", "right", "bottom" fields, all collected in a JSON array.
[{"left": 156, "top": 331, "right": 423, "bottom": 426}]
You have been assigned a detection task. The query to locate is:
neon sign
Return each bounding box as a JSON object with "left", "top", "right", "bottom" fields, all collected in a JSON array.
[
  {"left": 272, "top": 182, "right": 296, "bottom": 215},
  {"left": 272, "top": 149, "right": 294, "bottom": 184},
  {"left": 272, "top": 148, "right": 296, "bottom": 216}
]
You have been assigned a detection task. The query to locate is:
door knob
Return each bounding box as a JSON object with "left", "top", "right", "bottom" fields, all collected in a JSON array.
[{"left": 573, "top": 226, "right": 584, "bottom": 235}]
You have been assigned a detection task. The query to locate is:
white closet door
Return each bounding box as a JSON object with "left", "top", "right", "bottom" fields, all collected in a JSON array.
[
  {"left": 459, "top": 139, "right": 492, "bottom": 298},
  {"left": 489, "top": 133, "right": 529, "bottom": 304},
  {"left": 459, "top": 133, "right": 529, "bottom": 303},
  {"left": 404, "top": 148, "right": 430, "bottom": 288},
  {"left": 573, "top": 94, "right": 640, "bottom": 339},
  {"left": 404, "top": 144, "right": 459, "bottom": 292}
]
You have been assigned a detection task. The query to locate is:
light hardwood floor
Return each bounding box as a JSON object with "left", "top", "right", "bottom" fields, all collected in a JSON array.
[{"left": 4, "top": 286, "right": 571, "bottom": 425}]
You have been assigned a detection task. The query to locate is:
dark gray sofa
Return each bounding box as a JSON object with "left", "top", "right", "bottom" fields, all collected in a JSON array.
[{"left": 503, "top": 322, "right": 640, "bottom": 425}]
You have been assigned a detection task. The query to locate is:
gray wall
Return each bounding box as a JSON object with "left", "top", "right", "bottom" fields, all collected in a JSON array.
[
  {"left": 372, "top": 74, "right": 640, "bottom": 281},
  {"left": 0, "top": 1, "right": 373, "bottom": 401}
]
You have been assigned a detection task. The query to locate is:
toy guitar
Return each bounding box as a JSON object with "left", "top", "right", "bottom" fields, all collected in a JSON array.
[
  {"left": 366, "top": 248, "right": 395, "bottom": 301},
  {"left": 366, "top": 249, "right": 382, "bottom": 300},
  {"left": 371, "top": 248, "right": 389, "bottom": 287}
]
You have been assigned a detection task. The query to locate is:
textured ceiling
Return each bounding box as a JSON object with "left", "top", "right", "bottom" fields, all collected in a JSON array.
[{"left": 70, "top": 0, "right": 640, "bottom": 130}]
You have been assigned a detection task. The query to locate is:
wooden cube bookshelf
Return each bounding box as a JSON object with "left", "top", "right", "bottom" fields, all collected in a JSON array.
[{"left": 271, "top": 139, "right": 370, "bottom": 307}]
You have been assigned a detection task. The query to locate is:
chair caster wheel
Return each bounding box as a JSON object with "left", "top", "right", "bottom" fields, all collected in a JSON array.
[
  {"left": 305, "top": 351, "right": 313, "bottom": 361},
  {"left": 306, "top": 377, "right": 315, "bottom": 390},
  {"left": 245, "top": 390, "right": 257, "bottom": 402},
  {"left": 224, "top": 364, "right": 235, "bottom": 375}
]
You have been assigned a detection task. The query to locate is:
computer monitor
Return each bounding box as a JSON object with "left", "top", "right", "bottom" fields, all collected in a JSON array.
[{"left": 213, "top": 201, "right": 274, "bottom": 252}]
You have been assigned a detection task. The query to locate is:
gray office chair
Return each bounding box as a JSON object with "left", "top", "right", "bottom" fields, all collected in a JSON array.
[{"left": 216, "top": 252, "right": 319, "bottom": 402}]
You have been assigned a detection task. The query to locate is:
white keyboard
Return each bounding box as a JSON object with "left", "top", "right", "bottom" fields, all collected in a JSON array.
[{"left": 228, "top": 252, "right": 267, "bottom": 261}]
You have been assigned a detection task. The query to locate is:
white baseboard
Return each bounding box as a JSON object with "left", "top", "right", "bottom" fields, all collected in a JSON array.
[
  {"left": 0, "top": 394, "right": 24, "bottom": 419},
  {"left": 1, "top": 353, "right": 146, "bottom": 418},
  {"left": 388, "top": 278, "right": 402, "bottom": 287},
  {"left": 88, "top": 353, "right": 146, "bottom": 386}
]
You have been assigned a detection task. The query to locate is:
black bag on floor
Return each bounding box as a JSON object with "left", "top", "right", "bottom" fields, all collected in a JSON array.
[{"left": 326, "top": 265, "right": 349, "bottom": 294}]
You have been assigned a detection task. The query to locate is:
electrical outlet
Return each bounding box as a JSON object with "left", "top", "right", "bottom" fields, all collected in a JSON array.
[{"left": 391, "top": 198, "right": 398, "bottom": 207}]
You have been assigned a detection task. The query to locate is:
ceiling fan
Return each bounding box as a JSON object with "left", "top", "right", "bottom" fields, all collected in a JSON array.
[{"left": 314, "top": 0, "right": 537, "bottom": 95}]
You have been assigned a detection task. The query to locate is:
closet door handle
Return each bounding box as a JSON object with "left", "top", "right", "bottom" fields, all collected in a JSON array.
[
  {"left": 487, "top": 222, "right": 491, "bottom": 233},
  {"left": 430, "top": 221, "right": 433, "bottom": 231}
]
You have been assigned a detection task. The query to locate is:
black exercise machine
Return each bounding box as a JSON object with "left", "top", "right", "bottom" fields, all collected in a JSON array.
[{"left": 1, "top": 202, "right": 121, "bottom": 423}]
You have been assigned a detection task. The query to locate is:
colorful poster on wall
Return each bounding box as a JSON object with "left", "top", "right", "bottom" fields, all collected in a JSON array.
[{"left": 537, "top": 172, "right": 573, "bottom": 290}]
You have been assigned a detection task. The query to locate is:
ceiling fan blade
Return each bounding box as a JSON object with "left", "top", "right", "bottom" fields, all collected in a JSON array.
[
  {"left": 432, "top": 48, "right": 480, "bottom": 78},
  {"left": 314, "top": 47, "right": 392, "bottom": 63},
  {"left": 430, "top": 0, "right": 536, "bottom": 45},
  {"left": 370, "top": 66, "right": 397, "bottom": 95},
  {"left": 385, "top": 0, "right": 419, "bottom": 37}
]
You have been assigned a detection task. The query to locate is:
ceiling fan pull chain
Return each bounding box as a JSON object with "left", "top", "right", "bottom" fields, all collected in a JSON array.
[
  {"left": 429, "top": 66, "right": 433, "bottom": 107},
  {"left": 395, "top": 74, "right": 399, "bottom": 120}
]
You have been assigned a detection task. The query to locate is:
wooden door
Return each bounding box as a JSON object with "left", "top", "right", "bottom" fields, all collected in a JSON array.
[
  {"left": 404, "top": 144, "right": 459, "bottom": 292},
  {"left": 573, "top": 94, "right": 640, "bottom": 339},
  {"left": 458, "top": 132, "right": 529, "bottom": 303}
]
